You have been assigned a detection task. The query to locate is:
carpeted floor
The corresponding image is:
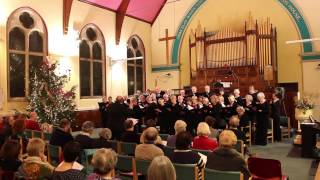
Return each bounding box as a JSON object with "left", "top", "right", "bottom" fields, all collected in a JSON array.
[{"left": 249, "top": 139, "right": 316, "bottom": 180}]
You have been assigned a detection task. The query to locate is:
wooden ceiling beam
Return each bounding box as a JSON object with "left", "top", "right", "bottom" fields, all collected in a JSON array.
[
  {"left": 116, "top": 0, "right": 131, "bottom": 44},
  {"left": 63, "top": 0, "right": 74, "bottom": 34}
]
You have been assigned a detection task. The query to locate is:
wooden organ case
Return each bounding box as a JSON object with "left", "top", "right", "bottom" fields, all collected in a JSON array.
[{"left": 189, "top": 15, "right": 278, "bottom": 93}]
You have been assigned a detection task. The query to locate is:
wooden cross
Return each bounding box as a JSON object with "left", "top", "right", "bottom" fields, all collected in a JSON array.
[{"left": 159, "top": 29, "right": 176, "bottom": 65}]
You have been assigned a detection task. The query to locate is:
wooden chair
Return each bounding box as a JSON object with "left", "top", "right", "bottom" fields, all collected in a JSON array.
[
  {"left": 192, "top": 149, "right": 212, "bottom": 156},
  {"left": 240, "top": 121, "right": 252, "bottom": 146},
  {"left": 119, "top": 142, "right": 136, "bottom": 156},
  {"left": 32, "top": 130, "right": 43, "bottom": 139},
  {"left": 159, "top": 134, "right": 169, "bottom": 141},
  {"left": 203, "top": 168, "right": 243, "bottom": 180},
  {"left": 81, "top": 149, "right": 98, "bottom": 175},
  {"left": 43, "top": 132, "right": 52, "bottom": 142},
  {"left": 174, "top": 163, "right": 199, "bottom": 180},
  {"left": 280, "top": 116, "right": 291, "bottom": 139},
  {"left": 109, "top": 140, "right": 119, "bottom": 153},
  {"left": 267, "top": 118, "right": 274, "bottom": 143},
  {"left": 133, "top": 159, "right": 151, "bottom": 180},
  {"left": 47, "top": 144, "right": 62, "bottom": 167},
  {"left": 234, "top": 140, "right": 244, "bottom": 155},
  {"left": 248, "top": 157, "right": 288, "bottom": 180},
  {"left": 116, "top": 155, "right": 135, "bottom": 179},
  {"left": 25, "top": 129, "right": 32, "bottom": 139}
]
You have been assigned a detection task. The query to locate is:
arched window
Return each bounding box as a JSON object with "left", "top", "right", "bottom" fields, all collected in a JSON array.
[
  {"left": 79, "top": 24, "right": 106, "bottom": 98},
  {"left": 7, "top": 8, "right": 47, "bottom": 99},
  {"left": 127, "top": 35, "right": 145, "bottom": 95}
]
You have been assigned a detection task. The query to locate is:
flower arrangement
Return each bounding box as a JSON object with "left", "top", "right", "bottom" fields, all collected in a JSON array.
[{"left": 295, "top": 96, "right": 315, "bottom": 114}]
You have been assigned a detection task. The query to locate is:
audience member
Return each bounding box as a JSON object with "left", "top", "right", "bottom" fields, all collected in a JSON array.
[
  {"left": 92, "top": 128, "right": 112, "bottom": 149},
  {"left": 74, "top": 121, "right": 95, "bottom": 149},
  {"left": 228, "top": 116, "right": 246, "bottom": 142},
  {"left": 167, "top": 120, "right": 187, "bottom": 147},
  {"left": 148, "top": 156, "right": 176, "bottom": 180},
  {"left": 0, "top": 117, "right": 13, "bottom": 147},
  {"left": 52, "top": 141, "right": 86, "bottom": 179},
  {"left": 18, "top": 138, "right": 54, "bottom": 179},
  {"left": 236, "top": 106, "right": 250, "bottom": 127},
  {"left": 204, "top": 116, "right": 219, "bottom": 139},
  {"left": 121, "top": 119, "right": 140, "bottom": 144},
  {"left": 135, "top": 127, "right": 164, "bottom": 161},
  {"left": 87, "top": 148, "right": 120, "bottom": 180},
  {"left": 206, "top": 130, "right": 251, "bottom": 180},
  {"left": 192, "top": 122, "right": 218, "bottom": 151},
  {"left": 50, "top": 118, "right": 73, "bottom": 148},
  {"left": 0, "top": 140, "right": 22, "bottom": 172},
  {"left": 25, "top": 112, "right": 41, "bottom": 131},
  {"left": 10, "top": 119, "right": 28, "bottom": 151}
]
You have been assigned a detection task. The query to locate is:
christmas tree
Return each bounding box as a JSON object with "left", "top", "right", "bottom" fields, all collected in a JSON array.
[{"left": 27, "top": 58, "right": 76, "bottom": 125}]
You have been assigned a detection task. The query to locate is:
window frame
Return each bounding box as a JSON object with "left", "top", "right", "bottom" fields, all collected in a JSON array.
[
  {"left": 6, "top": 7, "right": 48, "bottom": 101},
  {"left": 79, "top": 24, "right": 106, "bottom": 99},
  {"left": 127, "top": 35, "right": 146, "bottom": 95}
]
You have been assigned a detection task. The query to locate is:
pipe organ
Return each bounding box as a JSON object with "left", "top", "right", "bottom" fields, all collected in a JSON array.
[{"left": 189, "top": 15, "right": 277, "bottom": 93}]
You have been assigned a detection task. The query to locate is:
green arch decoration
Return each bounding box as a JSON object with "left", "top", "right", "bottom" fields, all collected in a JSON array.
[{"left": 171, "top": 0, "right": 313, "bottom": 65}]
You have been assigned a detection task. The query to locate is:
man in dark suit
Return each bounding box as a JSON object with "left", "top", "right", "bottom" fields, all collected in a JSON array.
[
  {"left": 203, "top": 85, "right": 213, "bottom": 98},
  {"left": 98, "top": 96, "right": 110, "bottom": 128},
  {"left": 107, "top": 96, "right": 129, "bottom": 140},
  {"left": 189, "top": 86, "right": 199, "bottom": 97},
  {"left": 50, "top": 119, "right": 73, "bottom": 148}
]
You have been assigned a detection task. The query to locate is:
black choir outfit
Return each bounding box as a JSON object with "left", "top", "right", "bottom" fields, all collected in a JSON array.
[
  {"left": 255, "top": 101, "right": 270, "bottom": 145},
  {"left": 271, "top": 99, "right": 282, "bottom": 141}
]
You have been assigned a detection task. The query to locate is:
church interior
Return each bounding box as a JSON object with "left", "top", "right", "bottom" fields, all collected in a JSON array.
[{"left": 0, "top": 0, "right": 320, "bottom": 180}]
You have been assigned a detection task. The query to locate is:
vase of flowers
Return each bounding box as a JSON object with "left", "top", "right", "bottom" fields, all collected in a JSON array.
[{"left": 295, "top": 96, "right": 314, "bottom": 122}]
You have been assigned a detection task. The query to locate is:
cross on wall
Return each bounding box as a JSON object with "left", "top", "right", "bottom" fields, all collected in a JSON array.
[{"left": 158, "top": 28, "right": 176, "bottom": 65}]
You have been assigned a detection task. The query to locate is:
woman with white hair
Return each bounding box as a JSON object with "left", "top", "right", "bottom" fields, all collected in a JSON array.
[
  {"left": 192, "top": 122, "right": 218, "bottom": 151},
  {"left": 167, "top": 120, "right": 187, "bottom": 147},
  {"left": 74, "top": 121, "right": 95, "bottom": 149},
  {"left": 255, "top": 92, "right": 270, "bottom": 146}
]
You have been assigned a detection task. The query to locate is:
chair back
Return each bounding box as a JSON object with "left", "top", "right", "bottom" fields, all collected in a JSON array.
[
  {"left": 204, "top": 168, "right": 243, "bottom": 180},
  {"left": 119, "top": 142, "right": 136, "bottom": 155},
  {"left": 159, "top": 134, "right": 169, "bottom": 141},
  {"left": 109, "top": 140, "right": 119, "bottom": 152},
  {"left": 233, "top": 140, "right": 244, "bottom": 155},
  {"left": 248, "top": 157, "right": 282, "bottom": 179},
  {"left": 192, "top": 149, "right": 212, "bottom": 156},
  {"left": 81, "top": 149, "right": 98, "bottom": 175},
  {"left": 134, "top": 159, "right": 151, "bottom": 177},
  {"left": 47, "top": 144, "right": 62, "bottom": 167},
  {"left": 174, "top": 163, "right": 198, "bottom": 180},
  {"left": 163, "top": 146, "right": 175, "bottom": 157},
  {"left": 25, "top": 129, "right": 32, "bottom": 139},
  {"left": 32, "top": 130, "right": 43, "bottom": 139},
  {"left": 43, "top": 132, "right": 52, "bottom": 142}
]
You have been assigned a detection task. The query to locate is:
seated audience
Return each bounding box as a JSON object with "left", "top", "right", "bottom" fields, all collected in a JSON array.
[
  {"left": 10, "top": 119, "right": 28, "bottom": 151},
  {"left": 192, "top": 122, "right": 218, "bottom": 151},
  {"left": 0, "top": 140, "right": 22, "bottom": 172},
  {"left": 49, "top": 118, "right": 73, "bottom": 148},
  {"left": 18, "top": 138, "right": 54, "bottom": 179},
  {"left": 206, "top": 130, "right": 251, "bottom": 180},
  {"left": 74, "top": 121, "right": 95, "bottom": 149},
  {"left": 204, "top": 116, "right": 220, "bottom": 139},
  {"left": 87, "top": 148, "right": 120, "bottom": 180},
  {"left": 121, "top": 119, "right": 140, "bottom": 144},
  {"left": 92, "top": 128, "right": 112, "bottom": 149},
  {"left": 0, "top": 117, "right": 13, "bottom": 147},
  {"left": 228, "top": 116, "right": 246, "bottom": 142},
  {"left": 148, "top": 156, "right": 176, "bottom": 180},
  {"left": 167, "top": 120, "right": 187, "bottom": 147},
  {"left": 170, "top": 131, "right": 204, "bottom": 179},
  {"left": 135, "top": 127, "right": 164, "bottom": 161},
  {"left": 52, "top": 141, "right": 86, "bottom": 179},
  {"left": 25, "top": 112, "right": 41, "bottom": 131},
  {"left": 236, "top": 106, "right": 250, "bottom": 127}
]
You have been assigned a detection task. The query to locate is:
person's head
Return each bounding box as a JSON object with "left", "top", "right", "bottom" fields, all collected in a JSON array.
[
  {"left": 191, "top": 86, "right": 197, "bottom": 93},
  {"left": 219, "top": 87, "right": 225, "bottom": 95},
  {"left": 29, "top": 112, "right": 38, "bottom": 121},
  {"left": 99, "top": 128, "right": 112, "bottom": 140},
  {"left": 205, "top": 116, "right": 216, "bottom": 128},
  {"left": 203, "top": 97, "right": 209, "bottom": 106},
  {"left": 115, "top": 96, "right": 124, "bottom": 104},
  {"left": 257, "top": 92, "right": 265, "bottom": 102},
  {"left": 27, "top": 138, "right": 45, "bottom": 157},
  {"left": 91, "top": 148, "right": 117, "bottom": 176},
  {"left": 218, "top": 95, "right": 224, "bottom": 104},
  {"left": 272, "top": 92, "right": 281, "bottom": 101},
  {"left": 219, "top": 130, "right": 237, "bottom": 148},
  {"left": 170, "top": 95, "right": 177, "bottom": 104},
  {"left": 102, "top": 96, "right": 108, "bottom": 103},
  {"left": 248, "top": 85, "right": 256, "bottom": 94},
  {"left": 0, "top": 140, "right": 21, "bottom": 159},
  {"left": 139, "top": 95, "right": 146, "bottom": 102},
  {"left": 144, "top": 127, "right": 158, "bottom": 143},
  {"left": 146, "top": 96, "right": 153, "bottom": 104},
  {"left": 124, "top": 119, "right": 134, "bottom": 131},
  {"left": 8, "top": 116, "right": 15, "bottom": 126},
  {"left": 197, "top": 122, "right": 211, "bottom": 137},
  {"left": 163, "top": 94, "right": 169, "bottom": 102},
  {"left": 175, "top": 131, "right": 192, "bottom": 150},
  {"left": 228, "top": 94, "right": 235, "bottom": 103},
  {"left": 158, "top": 98, "right": 165, "bottom": 106},
  {"left": 177, "top": 95, "right": 184, "bottom": 103},
  {"left": 205, "top": 85, "right": 210, "bottom": 93},
  {"left": 179, "top": 89, "right": 185, "bottom": 96},
  {"left": 174, "top": 120, "right": 187, "bottom": 135},
  {"left": 130, "top": 97, "right": 138, "bottom": 105},
  {"left": 245, "top": 94, "right": 253, "bottom": 103},
  {"left": 108, "top": 96, "right": 113, "bottom": 102},
  {"left": 63, "top": 141, "right": 81, "bottom": 163},
  {"left": 146, "top": 119, "right": 157, "bottom": 128},
  {"left": 229, "top": 116, "right": 240, "bottom": 128},
  {"left": 59, "top": 118, "right": 71, "bottom": 132},
  {"left": 233, "top": 89, "right": 240, "bottom": 97},
  {"left": 236, "top": 106, "right": 245, "bottom": 115},
  {"left": 155, "top": 87, "right": 161, "bottom": 94},
  {"left": 13, "top": 119, "right": 25, "bottom": 134},
  {"left": 148, "top": 156, "right": 176, "bottom": 180},
  {"left": 81, "top": 121, "right": 94, "bottom": 134}
]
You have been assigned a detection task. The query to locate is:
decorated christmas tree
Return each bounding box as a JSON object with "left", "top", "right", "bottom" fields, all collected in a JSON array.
[{"left": 27, "top": 58, "right": 76, "bottom": 125}]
